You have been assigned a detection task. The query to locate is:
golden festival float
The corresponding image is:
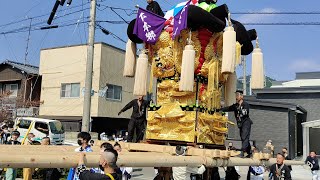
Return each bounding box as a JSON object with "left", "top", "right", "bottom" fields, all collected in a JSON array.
[
  {"left": 124, "top": 0, "right": 265, "bottom": 146},
  {"left": 0, "top": 1, "right": 303, "bottom": 175}
]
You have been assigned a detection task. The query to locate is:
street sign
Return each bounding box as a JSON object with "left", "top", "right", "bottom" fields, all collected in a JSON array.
[
  {"left": 81, "top": 88, "right": 94, "bottom": 96},
  {"left": 16, "top": 107, "right": 39, "bottom": 117}
]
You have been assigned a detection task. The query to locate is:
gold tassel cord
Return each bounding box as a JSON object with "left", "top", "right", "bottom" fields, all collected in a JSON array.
[
  {"left": 148, "top": 59, "right": 155, "bottom": 94},
  {"left": 235, "top": 42, "right": 242, "bottom": 67}
]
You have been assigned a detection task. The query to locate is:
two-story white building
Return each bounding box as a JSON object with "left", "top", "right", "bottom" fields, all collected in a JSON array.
[{"left": 39, "top": 43, "right": 136, "bottom": 135}]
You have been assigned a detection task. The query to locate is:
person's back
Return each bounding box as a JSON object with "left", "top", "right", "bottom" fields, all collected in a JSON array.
[
  {"left": 172, "top": 166, "right": 206, "bottom": 180},
  {"left": 172, "top": 146, "right": 205, "bottom": 180},
  {"left": 247, "top": 166, "right": 264, "bottom": 180},
  {"left": 77, "top": 149, "right": 121, "bottom": 180},
  {"left": 78, "top": 170, "right": 120, "bottom": 180}
]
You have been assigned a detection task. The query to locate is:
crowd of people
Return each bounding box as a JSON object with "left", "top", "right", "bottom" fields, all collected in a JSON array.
[
  {"left": 0, "top": 122, "right": 61, "bottom": 180},
  {"left": 72, "top": 132, "right": 132, "bottom": 180},
  {"left": 100, "top": 132, "right": 129, "bottom": 142}
]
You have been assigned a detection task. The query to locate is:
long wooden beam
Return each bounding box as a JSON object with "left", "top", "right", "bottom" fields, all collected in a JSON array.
[
  {"left": 0, "top": 153, "right": 304, "bottom": 168},
  {"left": 0, "top": 145, "right": 100, "bottom": 151},
  {"left": 95, "top": 141, "right": 241, "bottom": 158},
  {"left": 0, "top": 143, "right": 239, "bottom": 158},
  {"left": 0, "top": 145, "right": 304, "bottom": 168}
]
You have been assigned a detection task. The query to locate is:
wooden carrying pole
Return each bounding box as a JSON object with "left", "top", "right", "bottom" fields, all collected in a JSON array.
[
  {"left": 0, "top": 153, "right": 304, "bottom": 168},
  {"left": 0, "top": 144, "right": 304, "bottom": 168}
]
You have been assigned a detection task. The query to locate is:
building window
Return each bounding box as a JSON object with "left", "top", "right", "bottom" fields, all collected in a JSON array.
[
  {"left": 61, "top": 83, "right": 80, "bottom": 98},
  {"left": 4, "top": 84, "right": 18, "bottom": 97},
  {"left": 106, "top": 84, "right": 122, "bottom": 101}
]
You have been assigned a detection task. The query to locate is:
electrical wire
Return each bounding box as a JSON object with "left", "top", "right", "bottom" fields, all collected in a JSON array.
[
  {"left": 97, "top": 4, "right": 137, "bottom": 16},
  {"left": 4, "top": 19, "right": 320, "bottom": 36},
  {"left": 242, "top": 22, "right": 320, "bottom": 25},
  {"left": 3, "top": 2, "right": 320, "bottom": 30},
  {"left": 95, "top": 4, "right": 320, "bottom": 15},
  {"left": 96, "top": 24, "right": 126, "bottom": 43},
  {"left": 82, "top": 0, "right": 88, "bottom": 42},
  {"left": 108, "top": 8, "right": 130, "bottom": 24},
  {"left": 97, "top": 20, "right": 128, "bottom": 24},
  {"left": 0, "top": 20, "right": 90, "bottom": 35},
  {"left": 233, "top": 11, "right": 320, "bottom": 15},
  {"left": 29, "top": 29, "right": 50, "bottom": 62},
  {"left": 0, "top": 16, "right": 90, "bottom": 35},
  {"left": 0, "top": 1, "right": 91, "bottom": 28},
  {"left": 2, "top": 34, "right": 19, "bottom": 62},
  {"left": 0, "top": 8, "right": 90, "bottom": 35}
]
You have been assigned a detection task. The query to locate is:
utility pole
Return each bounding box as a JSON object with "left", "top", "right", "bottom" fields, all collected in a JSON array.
[
  {"left": 82, "top": 0, "right": 96, "bottom": 132},
  {"left": 23, "top": 18, "right": 32, "bottom": 105},
  {"left": 242, "top": 55, "right": 247, "bottom": 95},
  {"left": 24, "top": 18, "right": 32, "bottom": 65}
]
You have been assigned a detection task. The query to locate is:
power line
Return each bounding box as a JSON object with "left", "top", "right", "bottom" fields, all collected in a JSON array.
[
  {"left": 0, "top": 20, "right": 90, "bottom": 35},
  {"left": 82, "top": 0, "right": 88, "bottom": 43},
  {"left": 0, "top": 9, "right": 90, "bottom": 35},
  {"left": 96, "top": 20, "right": 127, "bottom": 24},
  {"left": 3, "top": 19, "right": 320, "bottom": 36},
  {"left": 233, "top": 11, "right": 320, "bottom": 15},
  {"left": 98, "top": 4, "right": 137, "bottom": 15},
  {"left": 110, "top": 8, "right": 130, "bottom": 24},
  {"left": 96, "top": 19, "right": 320, "bottom": 26},
  {"left": 243, "top": 22, "right": 320, "bottom": 25},
  {"left": 3, "top": 3, "right": 320, "bottom": 30},
  {"left": 0, "top": 1, "right": 91, "bottom": 28},
  {"left": 2, "top": 34, "right": 19, "bottom": 62},
  {"left": 29, "top": 29, "right": 50, "bottom": 62},
  {"left": 96, "top": 24, "right": 126, "bottom": 43},
  {"left": 94, "top": 4, "right": 320, "bottom": 15}
]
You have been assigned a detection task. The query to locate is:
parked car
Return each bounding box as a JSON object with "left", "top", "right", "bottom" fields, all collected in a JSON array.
[{"left": 14, "top": 117, "right": 65, "bottom": 145}]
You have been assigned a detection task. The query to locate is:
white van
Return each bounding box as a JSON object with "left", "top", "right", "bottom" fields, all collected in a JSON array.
[{"left": 14, "top": 117, "right": 65, "bottom": 145}]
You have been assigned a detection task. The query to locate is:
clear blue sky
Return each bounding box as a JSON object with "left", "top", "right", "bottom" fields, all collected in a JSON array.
[{"left": 1, "top": 0, "right": 320, "bottom": 81}]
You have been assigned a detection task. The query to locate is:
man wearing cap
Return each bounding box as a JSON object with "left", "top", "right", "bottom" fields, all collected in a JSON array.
[
  {"left": 218, "top": 90, "right": 253, "bottom": 158},
  {"left": 6, "top": 130, "right": 21, "bottom": 180},
  {"left": 7, "top": 130, "right": 21, "bottom": 145}
]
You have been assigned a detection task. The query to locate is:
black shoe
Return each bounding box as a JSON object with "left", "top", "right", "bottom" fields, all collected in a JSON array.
[{"left": 239, "top": 152, "right": 244, "bottom": 158}]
